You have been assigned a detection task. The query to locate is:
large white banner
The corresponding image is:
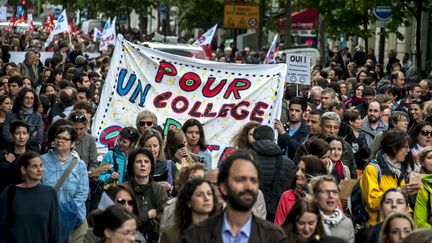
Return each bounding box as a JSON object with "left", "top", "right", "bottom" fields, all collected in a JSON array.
[{"left": 92, "top": 35, "right": 286, "bottom": 167}]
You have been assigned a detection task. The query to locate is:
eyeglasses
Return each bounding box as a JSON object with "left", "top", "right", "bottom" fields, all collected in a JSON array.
[
  {"left": 317, "top": 189, "right": 339, "bottom": 195},
  {"left": 71, "top": 113, "right": 86, "bottom": 122},
  {"left": 55, "top": 136, "right": 71, "bottom": 142},
  {"left": 116, "top": 198, "right": 134, "bottom": 206},
  {"left": 421, "top": 130, "right": 432, "bottom": 137},
  {"left": 138, "top": 121, "right": 153, "bottom": 127}
]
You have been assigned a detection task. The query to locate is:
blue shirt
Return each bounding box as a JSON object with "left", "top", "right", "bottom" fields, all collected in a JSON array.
[
  {"left": 222, "top": 211, "right": 252, "bottom": 243},
  {"left": 41, "top": 150, "right": 89, "bottom": 221}
]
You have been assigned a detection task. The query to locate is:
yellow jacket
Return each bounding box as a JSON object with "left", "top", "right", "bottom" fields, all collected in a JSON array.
[{"left": 360, "top": 153, "right": 407, "bottom": 226}]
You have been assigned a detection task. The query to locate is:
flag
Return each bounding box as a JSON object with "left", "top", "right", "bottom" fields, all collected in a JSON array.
[
  {"left": 93, "top": 27, "right": 102, "bottom": 42},
  {"left": 264, "top": 34, "right": 279, "bottom": 64},
  {"left": 193, "top": 24, "right": 217, "bottom": 46},
  {"left": 43, "top": 13, "right": 54, "bottom": 32},
  {"left": 44, "top": 10, "right": 69, "bottom": 48},
  {"left": 8, "top": 13, "right": 16, "bottom": 28},
  {"left": 99, "top": 17, "right": 116, "bottom": 51}
]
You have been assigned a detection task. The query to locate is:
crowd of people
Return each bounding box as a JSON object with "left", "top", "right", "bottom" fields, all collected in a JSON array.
[{"left": 1, "top": 25, "right": 432, "bottom": 243}]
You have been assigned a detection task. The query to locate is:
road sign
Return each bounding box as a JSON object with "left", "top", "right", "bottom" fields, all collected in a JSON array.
[
  {"left": 224, "top": 3, "right": 259, "bottom": 29},
  {"left": 374, "top": 5, "right": 392, "bottom": 22}
]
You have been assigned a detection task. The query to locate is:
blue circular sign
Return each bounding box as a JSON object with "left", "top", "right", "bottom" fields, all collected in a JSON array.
[{"left": 374, "top": 5, "right": 392, "bottom": 21}]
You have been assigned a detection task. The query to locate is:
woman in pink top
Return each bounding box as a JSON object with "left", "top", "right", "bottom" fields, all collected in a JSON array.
[{"left": 274, "top": 155, "right": 327, "bottom": 225}]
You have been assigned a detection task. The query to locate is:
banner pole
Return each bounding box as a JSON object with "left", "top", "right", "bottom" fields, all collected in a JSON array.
[{"left": 296, "top": 84, "right": 299, "bottom": 97}]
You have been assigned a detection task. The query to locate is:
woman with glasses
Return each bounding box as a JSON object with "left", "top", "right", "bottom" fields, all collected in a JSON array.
[
  {"left": 135, "top": 110, "right": 157, "bottom": 134},
  {"left": 98, "top": 127, "right": 140, "bottom": 186},
  {"left": 312, "top": 175, "right": 354, "bottom": 243},
  {"left": 360, "top": 129, "right": 417, "bottom": 226},
  {"left": 280, "top": 198, "right": 325, "bottom": 243},
  {"left": 0, "top": 151, "right": 61, "bottom": 242},
  {"left": 85, "top": 185, "right": 146, "bottom": 242},
  {"left": 1, "top": 88, "right": 43, "bottom": 150},
  {"left": 93, "top": 205, "right": 138, "bottom": 243},
  {"left": 138, "top": 128, "right": 178, "bottom": 196},
  {"left": 124, "top": 148, "right": 168, "bottom": 243},
  {"left": 181, "top": 119, "right": 212, "bottom": 169},
  {"left": 274, "top": 155, "right": 327, "bottom": 225},
  {"left": 41, "top": 125, "right": 89, "bottom": 242},
  {"left": 409, "top": 121, "right": 432, "bottom": 172},
  {"left": 159, "top": 178, "right": 217, "bottom": 243}
]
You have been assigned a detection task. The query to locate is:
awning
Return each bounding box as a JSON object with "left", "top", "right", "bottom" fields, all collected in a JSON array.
[{"left": 277, "top": 9, "right": 319, "bottom": 31}]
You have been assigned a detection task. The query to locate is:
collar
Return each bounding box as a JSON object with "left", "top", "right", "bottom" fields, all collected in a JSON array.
[{"left": 222, "top": 210, "right": 252, "bottom": 239}]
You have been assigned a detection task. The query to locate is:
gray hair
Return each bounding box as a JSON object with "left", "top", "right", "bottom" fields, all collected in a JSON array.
[
  {"left": 321, "top": 88, "right": 336, "bottom": 98},
  {"left": 320, "top": 111, "right": 341, "bottom": 125}
]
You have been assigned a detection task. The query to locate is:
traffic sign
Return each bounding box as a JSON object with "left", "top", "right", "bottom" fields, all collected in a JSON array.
[
  {"left": 374, "top": 5, "right": 392, "bottom": 21},
  {"left": 224, "top": 3, "right": 259, "bottom": 29}
]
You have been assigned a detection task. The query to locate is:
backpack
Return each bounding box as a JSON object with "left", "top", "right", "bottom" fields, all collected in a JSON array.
[{"left": 350, "top": 161, "right": 381, "bottom": 226}]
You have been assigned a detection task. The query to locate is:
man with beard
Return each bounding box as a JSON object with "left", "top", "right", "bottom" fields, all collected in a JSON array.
[
  {"left": 360, "top": 101, "right": 388, "bottom": 147},
  {"left": 182, "top": 150, "right": 287, "bottom": 243},
  {"left": 275, "top": 97, "right": 308, "bottom": 159}
]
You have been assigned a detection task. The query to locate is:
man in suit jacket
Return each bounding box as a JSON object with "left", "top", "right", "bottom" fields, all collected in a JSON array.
[{"left": 182, "top": 150, "right": 287, "bottom": 243}]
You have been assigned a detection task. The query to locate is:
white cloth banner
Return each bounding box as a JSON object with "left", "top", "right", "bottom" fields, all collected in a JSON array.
[
  {"left": 99, "top": 17, "right": 116, "bottom": 51},
  {"left": 92, "top": 35, "right": 286, "bottom": 167},
  {"left": 44, "top": 10, "right": 69, "bottom": 47}
]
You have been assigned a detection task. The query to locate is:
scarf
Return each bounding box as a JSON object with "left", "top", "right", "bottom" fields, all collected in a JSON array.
[
  {"left": 383, "top": 153, "right": 402, "bottom": 178},
  {"left": 17, "top": 107, "right": 34, "bottom": 122},
  {"left": 320, "top": 208, "right": 344, "bottom": 235}
]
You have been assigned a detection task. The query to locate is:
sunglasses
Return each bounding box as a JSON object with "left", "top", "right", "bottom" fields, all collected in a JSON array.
[
  {"left": 421, "top": 130, "right": 432, "bottom": 137},
  {"left": 71, "top": 114, "right": 86, "bottom": 122},
  {"left": 138, "top": 121, "right": 153, "bottom": 127},
  {"left": 116, "top": 199, "right": 134, "bottom": 206}
]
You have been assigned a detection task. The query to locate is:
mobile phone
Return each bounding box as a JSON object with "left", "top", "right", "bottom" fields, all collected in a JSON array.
[{"left": 177, "top": 144, "right": 185, "bottom": 149}]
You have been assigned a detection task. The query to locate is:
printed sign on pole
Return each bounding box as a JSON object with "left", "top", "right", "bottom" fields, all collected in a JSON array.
[
  {"left": 285, "top": 55, "right": 311, "bottom": 84},
  {"left": 0, "top": 7, "right": 7, "bottom": 22}
]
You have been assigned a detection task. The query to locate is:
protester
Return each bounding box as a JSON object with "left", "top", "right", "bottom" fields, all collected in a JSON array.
[
  {"left": 231, "top": 121, "right": 260, "bottom": 149},
  {"left": 414, "top": 146, "right": 432, "bottom": 228},
  {"left": 0, "top": 151, "right": 60, "bottom": 243},
  {"left": 379, "top": 212, "right": 415, "bottom": 243},
  {"left": 181, "top": 150, "right": 287, "bottom": 242},
  {"left": 124, "top": 148, "right": 168, "bottom": 243},
  {"left": 135, "top": 110, "right": 158, "bottom": 134},
  {"left": 165, "top": 128, "right": 196, "bottom": 169},
  {"left": 274, "top": 155, "right": 327, "bottom": 225},
  {"left": 181, "top": 118, "right": 212, "bottom": 168},
  {"left": 0, "top": 121, "right": 32, "bottom": 192},
  {"left": 159, "top": 178, "right": 217, "bottom": 242},
  {"left": 360, "top": 129, "right": 418, "bottom": 226},
  {"left": 2, "top": 87, "right": 43, "bottom": 150},
  {"left": 98, "top": 127, "right": 139, "bottom": 185},
  {"left": 92, "top": 205, "right": 138, "bottom": 243},
  {"left": 344, "top": 109, "right": 371, "bottom": 170},
  {"left": 138, "top": 128, "right": 177, "bottom": 196},
  {"left": 281, "top": 198, "right": 325, "bottom": 243},
  {"left": 41, "top": 125, "right": 89, "bottom": 242}
]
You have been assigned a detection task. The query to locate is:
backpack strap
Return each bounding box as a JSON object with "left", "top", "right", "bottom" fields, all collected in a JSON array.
[{"left": 369, "top": 160, "right": 382, "bottom": 184}]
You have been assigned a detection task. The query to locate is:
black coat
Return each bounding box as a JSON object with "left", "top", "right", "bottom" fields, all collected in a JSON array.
[
  {"left": 182, "top": 212, "right": 287, "bottom": 243},
  {"left": 277, "top": 120, "right": 308, "bottom": 160}
]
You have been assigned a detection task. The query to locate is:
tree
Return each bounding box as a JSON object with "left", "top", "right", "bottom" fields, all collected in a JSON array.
[{"left": 171, "top": 0, "right": 224, "bottom": 30}]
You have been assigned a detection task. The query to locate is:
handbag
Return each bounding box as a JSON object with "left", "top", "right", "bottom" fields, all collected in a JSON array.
[{"left": 55, "top": 158, "right": 83, "bottom": 243}]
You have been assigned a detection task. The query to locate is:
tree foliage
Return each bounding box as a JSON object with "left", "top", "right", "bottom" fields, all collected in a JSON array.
[{"left": 171, "top": 0, "right": 224, "bottom": 30}]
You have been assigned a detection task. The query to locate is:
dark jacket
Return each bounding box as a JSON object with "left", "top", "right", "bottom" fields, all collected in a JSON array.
[
  {"left": 277, "top": 121, "right": 307, "bottom": 160},
  {"left": 181, "top": 212, "right": 287, "bottom": 243},
  {"left": 250, "top": 139, "right": 295, "bottom": 221}
]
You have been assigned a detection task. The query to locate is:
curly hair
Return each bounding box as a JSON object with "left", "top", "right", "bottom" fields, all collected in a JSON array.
[
  {"left": 231, "top": 121, "right": 260, "bottom": 149},
  {"left": 12, "top": 87, "right": 40, "bottom": 113},
  {"left": 175, "top": 163, "right": 206, "bottom": 191},
  {"left": 174, "top": 178, "right": 217, "bottom": 234}
]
